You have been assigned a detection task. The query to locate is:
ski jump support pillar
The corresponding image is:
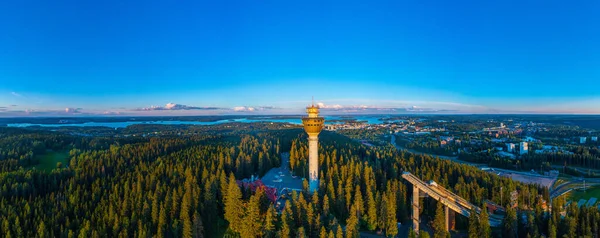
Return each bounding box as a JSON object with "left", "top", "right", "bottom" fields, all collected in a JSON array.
[{"left": 412, "top": 184, "right": 420, "bottom": 233}]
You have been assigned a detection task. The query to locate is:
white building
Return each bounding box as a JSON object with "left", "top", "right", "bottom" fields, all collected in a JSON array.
[
  {"left": 520, "top": 142, "right": 528, "bottom": 155},
  {"left": 581, "top": 137, "right": 587, "bottom": 144},
  {"left": 592, "top": 137, "right": 598, "bottom": 142},
  {"left": 506, "top": 143, "right": 516, "bottom": 153}
]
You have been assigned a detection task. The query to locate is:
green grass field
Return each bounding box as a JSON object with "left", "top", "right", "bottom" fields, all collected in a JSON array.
[
  {"left": 30, "top": 151, "right": 69, "bottom": 172},
  {"left": 567, "top": 185, "right": 600, "bottom": 204}
]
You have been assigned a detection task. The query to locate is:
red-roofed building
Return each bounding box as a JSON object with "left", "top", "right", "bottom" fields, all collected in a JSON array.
[{"left": 237, "top": 179, "right": 278, "bottom": 203}]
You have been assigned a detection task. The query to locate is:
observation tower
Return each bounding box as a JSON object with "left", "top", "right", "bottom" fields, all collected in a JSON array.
[{"left": 302, "top": 98, "right": 324, "bottom": 193}]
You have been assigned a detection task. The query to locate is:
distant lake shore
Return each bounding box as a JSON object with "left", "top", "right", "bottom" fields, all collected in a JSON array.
[{"left": 3, "top": 115, "right": 396, "bottom": 128}]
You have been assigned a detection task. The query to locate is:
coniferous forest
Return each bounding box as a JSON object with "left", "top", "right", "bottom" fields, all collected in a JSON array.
[{"left": 0, "top": 123, "right": 599, "bottom": 238}]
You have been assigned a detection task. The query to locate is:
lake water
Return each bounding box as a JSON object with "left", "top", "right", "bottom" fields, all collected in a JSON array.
[{"left": 7, "top": 116, "right": 402, "bottom": 128}]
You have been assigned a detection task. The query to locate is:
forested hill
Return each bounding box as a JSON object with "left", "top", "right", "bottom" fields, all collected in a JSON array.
[{"left": 0, "top": 124, "right": 598, "bottom": 237}]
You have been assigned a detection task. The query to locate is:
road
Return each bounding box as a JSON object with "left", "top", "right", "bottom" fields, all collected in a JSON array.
[{"left": 551, "top": 165, "right": 600, "bottom": 176}]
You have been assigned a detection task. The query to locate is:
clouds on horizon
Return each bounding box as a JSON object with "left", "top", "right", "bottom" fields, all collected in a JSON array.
[
  {"left": 65, "top": 108, "right": 82, "bottom": 113},
  {"left": 314, "top": 102, "right": 458, "bottom": 114},
  {"left": 2, "top": 99, "right": 599, "bottom": 117},
  {"left": 233, "top": 106, "right": 279, "bottom": 112},
  {"left": 135, "top": 103, "right": 226, "bottom": 111}
]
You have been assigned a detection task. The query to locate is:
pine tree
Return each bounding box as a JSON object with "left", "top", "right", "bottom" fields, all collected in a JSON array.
[
  {"left": 433, "top": 202, "right": 448, "bottom": 238},
  {"left": 224, "top": 173, "right": 244, "bottom": 234},
  {"left": 479, "top": 207, "right": 491, "bottom": 238}
]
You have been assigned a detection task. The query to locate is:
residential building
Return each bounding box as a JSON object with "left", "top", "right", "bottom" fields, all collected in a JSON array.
[
  {"left": 581, "top": 137, "right": 587, "bottom": 144},
  {"left": 520, "top": 142, "right": 528, "bottom": 155},
  {"left": 506, "top": 143, "right": 516, "bottom": 153}
]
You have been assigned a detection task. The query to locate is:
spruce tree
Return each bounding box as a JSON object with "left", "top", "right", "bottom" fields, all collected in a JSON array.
[
  {"left": 192, "top": 212, "right": 204, "bottom": 238},
  {"left": 335, "top": 224, "right": 343, "bottom": 238},
  {"left": 297, "top": 227, "right": 307, "bottom": 238},
  {"left": 467, "top": 209, "right": 479, "bottom": 238},
  {"left": 322, "top": 194, "right": 330, "bottom": 216},
  {"left": 408, "top": 229, "right": 417, "bottom": 238},
  {"left": 385, "top": 191, "right": 398, "bottom": 237},
  {"left": 264, "top": 205, "right": 277, "bottom": 237},
  {"left": 377, "top": 192, "right": 387, "bottom": 232},
  {"left": 181, "top": 192, "right": 193, "bottom": 238},
  {"left": 280, "top": 203, "right": 292, "bottom": 238},
  {"left": 241, "top": 192, "right": 262, "bottom": 238},
  {"left": 346, "top": 204, "right": 359, "bottom": 238},
  {"left": 503, "top": 206, "right": 517, "bottom": 238},
  {"left": 37, "top": 221, "right": 47, "bottom": 238},
  {"left": 366, "top": 188, "right": 377, "bottom": 231},
  {"left": 479, "top": 207, "right": 491, "bottom": 238},
  {"left": 224, "top": 173, "right": 244, "bottom": 234},
  {"left": 419, "top": 231, "right": 431, "bottom": 238},
  {"left": 157, "top": 204, "right": 167, "bottom": 238},
  {"left": 319, "top": 226, "right": 327, "bottom": 238},
  {"left": 433, "top": 202, "right": 448, "bottom": 238},
  {"left": 548, "top": 219, "right": 556, "bottom": 238},
  {"left": 328, "top": 230, "right": 335, "bottom": 238}
]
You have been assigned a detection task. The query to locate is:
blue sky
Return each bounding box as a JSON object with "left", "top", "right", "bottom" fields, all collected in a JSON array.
[{"left": 1, "top": 0, "right": 599, "bottom": 116}]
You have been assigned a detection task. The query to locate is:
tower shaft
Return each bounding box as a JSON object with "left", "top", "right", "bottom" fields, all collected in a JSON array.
[{"left": 308, "top": 135, "right": 319, "bottom": 192}]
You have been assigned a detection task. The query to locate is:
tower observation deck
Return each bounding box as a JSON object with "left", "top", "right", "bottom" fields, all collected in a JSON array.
[{"left": 302, "top": 100, "right": 324, "bottom": 193}]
